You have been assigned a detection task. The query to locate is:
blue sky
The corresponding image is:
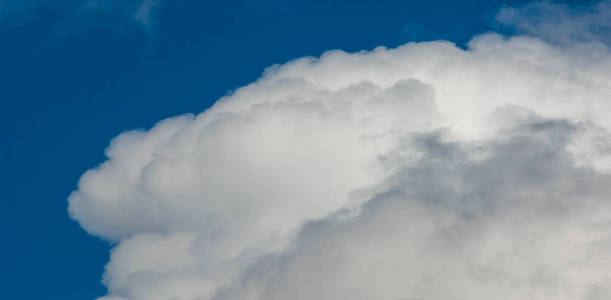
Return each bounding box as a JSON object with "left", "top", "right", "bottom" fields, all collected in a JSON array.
[{"left": 0, "top": 0, "right": 602, "bottom": 299}]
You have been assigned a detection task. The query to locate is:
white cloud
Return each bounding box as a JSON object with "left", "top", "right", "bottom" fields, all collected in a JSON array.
[
  {"left": 69, "top": 1, "right": 611, "bottom": 299},
  {"left": 215, "top": 119, "right": 611, "bottom": 300}
]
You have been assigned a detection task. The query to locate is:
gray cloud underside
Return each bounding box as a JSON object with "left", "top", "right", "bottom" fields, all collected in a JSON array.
[{"left": 216, "top": 118, "right": 611, "bottom": 300}]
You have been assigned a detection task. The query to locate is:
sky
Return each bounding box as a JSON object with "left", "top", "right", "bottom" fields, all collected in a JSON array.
[{"left": 1, "top": 0, "right": 610, "bottom": 300}]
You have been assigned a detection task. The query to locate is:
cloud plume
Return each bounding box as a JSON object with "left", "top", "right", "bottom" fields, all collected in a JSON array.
[{"left": 69, "top": 1, "right": 611, "bottom": 299}]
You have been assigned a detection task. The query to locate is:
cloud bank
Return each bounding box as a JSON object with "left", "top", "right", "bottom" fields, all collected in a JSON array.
[{"left": 69, "top": 1, "right": 611, "bottom": 299}]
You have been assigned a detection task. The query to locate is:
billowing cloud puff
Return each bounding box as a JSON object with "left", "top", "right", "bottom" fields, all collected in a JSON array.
[
  {"left": 69, "top": 1, "right": 611, "bottom": 299},
  {"left": 216, "top": 119, "right": 611, "bottom": 300}
]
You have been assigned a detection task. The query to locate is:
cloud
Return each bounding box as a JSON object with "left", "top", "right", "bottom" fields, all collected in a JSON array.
[
  {"left": 68, "top": 1, "right": 611, "bottom": 299},
  {"left": 0, "top": 0, "right": 164, "bottom": 33},
  {"left": 81, "top": 0, "right": 164, "bottom": 33},
  {"left": 215, "top": 118, "right": 611, "bottom": 300},
  {"left": 497, "top": 0, "right": 611, "bottom": 45}
]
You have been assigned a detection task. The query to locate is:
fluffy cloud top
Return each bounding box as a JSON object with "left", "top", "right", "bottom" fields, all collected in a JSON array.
[{"left": 69, "top": 1, "right": 611, "bottom": 299}]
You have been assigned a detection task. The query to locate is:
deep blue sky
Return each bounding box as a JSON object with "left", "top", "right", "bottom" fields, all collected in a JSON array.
[{"left": 0, "top": 0, "right": 593, "bottom": 299}]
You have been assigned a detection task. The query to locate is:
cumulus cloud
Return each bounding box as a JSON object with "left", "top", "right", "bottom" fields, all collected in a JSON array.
[
  {"left": 69, "top": 1, "right": 611, "bottom": 299},
  {"left": 216, "top": 118, "right": 611, "bottom": 300}
]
